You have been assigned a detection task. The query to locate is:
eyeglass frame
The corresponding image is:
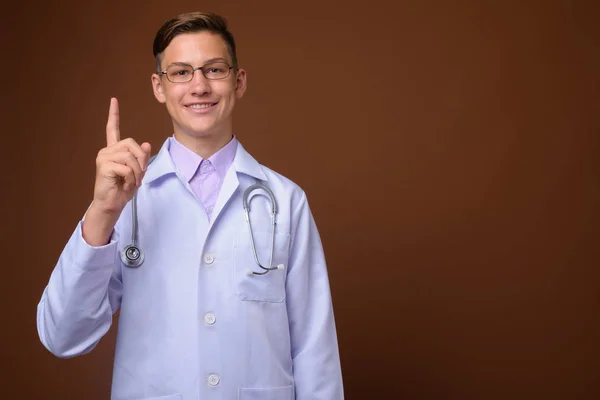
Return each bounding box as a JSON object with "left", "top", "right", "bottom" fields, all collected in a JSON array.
[{"left": 158, "top": 61, "right": 236, "bottom": 83}]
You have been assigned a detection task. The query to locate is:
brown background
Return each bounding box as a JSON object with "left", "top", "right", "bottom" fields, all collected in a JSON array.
[{"left": 2, "top": 0, "right": 599, "bottom": 398}]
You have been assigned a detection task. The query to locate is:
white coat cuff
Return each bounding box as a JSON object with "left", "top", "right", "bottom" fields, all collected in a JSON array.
[{"left": 68, "top": 221, "right": 119, "bottom": 269}]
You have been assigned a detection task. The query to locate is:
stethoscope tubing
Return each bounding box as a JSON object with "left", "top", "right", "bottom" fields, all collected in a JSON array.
[{"left": 120, "top": 158, "right": 282, "bottom": 276}]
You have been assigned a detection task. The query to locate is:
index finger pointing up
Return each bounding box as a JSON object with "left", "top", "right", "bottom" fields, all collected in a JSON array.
[{"left": 106, "top": 97, "right": 120, "bottom": 146}]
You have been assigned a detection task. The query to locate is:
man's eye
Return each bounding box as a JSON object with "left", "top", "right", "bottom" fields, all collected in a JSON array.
[{"left": 168, "top": 68, "right": 191, "bottom": 77}]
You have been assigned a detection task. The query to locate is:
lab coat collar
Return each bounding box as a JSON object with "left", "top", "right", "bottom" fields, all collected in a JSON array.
[
  {"left": 143, "top": 139, "right": 178, "bottom": 184},
  {"left": 232, "top": 141, "right": 268, "bottom": 182},
  {"left": 143, "top": 138, "right": 267, "bottom": 184}
]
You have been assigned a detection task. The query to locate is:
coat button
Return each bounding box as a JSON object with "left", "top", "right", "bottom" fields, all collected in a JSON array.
[
  {"left": 203, "top": 253, "right": 215, "bottom": 264},
  {"left": 208, "top": 373, "right": 220, "bottom": 386},
  {"left": 204, "top": 313, "right": 216, "bottom": 325}
]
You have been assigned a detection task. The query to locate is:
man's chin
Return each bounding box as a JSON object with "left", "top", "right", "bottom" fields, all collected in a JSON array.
[{"left": 179, "top": 125, "right": 228, "bottom": 140}]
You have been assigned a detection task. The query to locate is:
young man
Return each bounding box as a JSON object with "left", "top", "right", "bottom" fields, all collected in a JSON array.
[{"left": 37, "top": 12, "right": 344, "bottom": 400}]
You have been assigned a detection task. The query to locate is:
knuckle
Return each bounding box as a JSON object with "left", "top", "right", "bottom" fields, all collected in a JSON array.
[
  {"left": 96, "top": 152, "right": 107, "bottom": 166},
  {"left": 125, "top": 152, "right": 139, "bottom": 166},
  {"left": 97, "top": 161, "right": 109, "bottom": 174}
]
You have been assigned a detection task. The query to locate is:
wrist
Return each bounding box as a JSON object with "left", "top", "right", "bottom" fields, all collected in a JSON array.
[{"left": 82, "top": 202, "right": 120, "bottom": 246}]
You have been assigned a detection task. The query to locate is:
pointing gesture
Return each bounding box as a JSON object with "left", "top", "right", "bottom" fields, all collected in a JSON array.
[
  {"left": 84, "top": 97, "right": 152, "bottom": 245},
  {"left": 106, "top": 97, "right": 121, "bottom": 146}
]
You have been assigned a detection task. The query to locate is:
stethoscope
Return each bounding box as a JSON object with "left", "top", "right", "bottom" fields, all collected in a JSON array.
[
  {"left": 242, "top": 183, "right": 285, "bottom": 276},
  {"left": 120, "top": 161, "right": 284, "bottom": 276},
  {"left": 119, "top": 155, "right": 158, "bottom": 269}
]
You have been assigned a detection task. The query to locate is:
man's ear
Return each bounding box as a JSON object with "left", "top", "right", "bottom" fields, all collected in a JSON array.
[
  {"left": 234, "top": 68, "right": 247, "bottom": 99},
  {"left": 151, "top": 74, "right": 166, "bottom": 103}
]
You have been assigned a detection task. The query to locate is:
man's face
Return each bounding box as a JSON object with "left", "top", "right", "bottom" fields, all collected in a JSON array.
[{"left": 151, "top": 31, "right": 247, "bottom": 142}]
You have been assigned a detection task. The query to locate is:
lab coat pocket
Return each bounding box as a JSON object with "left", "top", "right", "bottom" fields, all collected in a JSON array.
[
  {"left": 233, "top": 230, "right": 290, "bottom": 302},
  {"left": 238, "top": 385, "right": 294, "bottom": 400}
]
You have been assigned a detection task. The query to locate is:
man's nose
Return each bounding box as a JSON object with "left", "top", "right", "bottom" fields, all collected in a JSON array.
[{"left": 189, "top": 69, "right": 211, "bottom": 95}]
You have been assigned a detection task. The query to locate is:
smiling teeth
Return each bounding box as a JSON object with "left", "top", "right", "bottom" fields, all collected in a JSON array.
[{"left": 189, "top": 103, "right": 213, "bottom": 109}]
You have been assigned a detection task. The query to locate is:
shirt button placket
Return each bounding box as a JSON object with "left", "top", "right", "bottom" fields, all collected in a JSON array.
[{"left": 201, "top": 251, "right": 219, "bottom": 391}]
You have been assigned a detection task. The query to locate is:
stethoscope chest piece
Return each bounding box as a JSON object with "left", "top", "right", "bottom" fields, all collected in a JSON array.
[
  {"left": 120, "top": 155, "right": 157, "bottom": 269},
  {"left": 121, "top": 244, "right": 144, "bottom": 268}
]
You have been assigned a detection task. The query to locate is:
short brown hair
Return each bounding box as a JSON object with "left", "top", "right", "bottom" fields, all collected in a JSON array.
[{"left": 152, "top": 12, "right": 238, "bottom": 73}]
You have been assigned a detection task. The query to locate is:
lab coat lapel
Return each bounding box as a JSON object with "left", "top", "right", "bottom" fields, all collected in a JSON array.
[
  {"left": 209, "top": 142, "right": 267, "bottom": 228},
  {"left": 209, "top": 165, "right": 239, "bottom": 228}
]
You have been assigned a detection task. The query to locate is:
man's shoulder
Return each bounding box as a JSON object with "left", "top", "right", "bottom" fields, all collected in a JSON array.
[
  {"left": 235, "top": 141, "right": 305, "bottom": 197},
  {"left": 258, "top": 163, "right": 305, "bottom": 198}
]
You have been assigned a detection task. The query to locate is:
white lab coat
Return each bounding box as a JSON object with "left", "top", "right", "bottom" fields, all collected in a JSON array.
[{"left": 37, "top": 139, "right": 344, "bottom": 400}]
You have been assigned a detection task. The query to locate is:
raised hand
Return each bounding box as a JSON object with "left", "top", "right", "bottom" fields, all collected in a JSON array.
[
  {"left": 93, "top": 97, "right": 152, "bottom": 214},
  {"left": 83, "top": 98, "right": 152, "bottom": 246}
]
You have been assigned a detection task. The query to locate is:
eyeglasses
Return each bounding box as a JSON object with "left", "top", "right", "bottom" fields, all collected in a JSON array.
[{"left": 159, "top": 61, "right": 234, "bottom": 83}]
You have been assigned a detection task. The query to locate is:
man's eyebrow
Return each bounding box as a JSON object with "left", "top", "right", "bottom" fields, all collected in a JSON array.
[
  {"left": 166, "top": 58, "right": 230, "bottom": 69},
  {"left": 163, "top": 61, "right": 192, "bottom": 70},
  {"left": 202, "top": 57, "right": 230, "bottom": 64}
]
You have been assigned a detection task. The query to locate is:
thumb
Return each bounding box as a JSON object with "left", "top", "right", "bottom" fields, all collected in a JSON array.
[
  {"left": 141, "top": 142, "right": 152, "bottom": 156},
  {"left": 141, "top": 142, "right": 152, "bottom": 170}
]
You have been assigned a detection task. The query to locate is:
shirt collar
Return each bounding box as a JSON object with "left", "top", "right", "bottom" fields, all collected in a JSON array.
[
  {"left": 168, "top": 134, "right": 238, "bottom": 182},
  {"left": 143, "top": 136, "right": 266, "bottom": 184}
]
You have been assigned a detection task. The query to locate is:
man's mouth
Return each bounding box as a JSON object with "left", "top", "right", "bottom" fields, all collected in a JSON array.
[{"left": 186, "top": 102, "right": 218, "bottom": 109}]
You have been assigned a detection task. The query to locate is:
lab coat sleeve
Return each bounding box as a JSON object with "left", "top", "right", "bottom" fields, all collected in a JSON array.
[
  {"left": 36, "top": 220, "right": 123, "bottom": 358},
  {"left": 286, "top": 192, "right": 344, "bottom": 399}
]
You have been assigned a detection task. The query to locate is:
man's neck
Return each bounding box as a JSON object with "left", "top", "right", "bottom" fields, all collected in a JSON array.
[{"left": 173, "top": 130, "right": 233, "bottom": 159}]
